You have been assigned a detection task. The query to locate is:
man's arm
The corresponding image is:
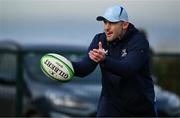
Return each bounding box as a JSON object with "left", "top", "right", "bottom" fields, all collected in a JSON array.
[
  {"left": 72, "top": 34, "right": 100, "bottom": 77},
  {"left": 72, "top": 56, "right": 97, "bottom": 77}
]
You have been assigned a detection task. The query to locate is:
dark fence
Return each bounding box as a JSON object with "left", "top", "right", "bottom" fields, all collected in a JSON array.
[{"left": 0, "top": 41, "right": 23, "bottom": 116}]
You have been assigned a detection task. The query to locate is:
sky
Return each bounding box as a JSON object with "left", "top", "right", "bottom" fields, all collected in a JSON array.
[{"left": 0, "top": 0, "right": 180, "bottom": 53}]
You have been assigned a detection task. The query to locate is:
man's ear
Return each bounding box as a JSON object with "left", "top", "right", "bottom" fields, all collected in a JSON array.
[{"left": 122, "top": 22, "right": 129, "bottom": 30}]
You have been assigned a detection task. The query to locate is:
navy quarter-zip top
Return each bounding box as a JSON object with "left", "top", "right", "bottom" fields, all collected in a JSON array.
[{"left": 72, "top": 23, "right": 157, "bottom": 116}]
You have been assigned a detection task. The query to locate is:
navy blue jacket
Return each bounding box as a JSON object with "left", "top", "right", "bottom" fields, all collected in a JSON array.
[{"left": 72, "top": 23, "right": 157, "bottom": 116}]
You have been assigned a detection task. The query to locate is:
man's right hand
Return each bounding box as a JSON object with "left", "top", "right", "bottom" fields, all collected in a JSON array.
[{"left": 89, "top": 42, "right": 106, "bottom": 63}]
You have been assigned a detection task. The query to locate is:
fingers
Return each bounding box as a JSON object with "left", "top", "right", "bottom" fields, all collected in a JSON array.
[
  {"left": 93, "top": 49, "right": 104, "bottom": 55},
  {"left": 92, "top": 49, "right": 99, "bottom": 53},
  {"left": 98, "top": 41, "right": 103, "bottom": 50},
  {"left": 89, "top": 50, "right": 102, "bottom": 59},
  {"left": 89, "top": 50, "right": 105, "bottom": 63},
  {"left": 88, "top": 42, "right": 105, "bottom": 63},
  {"left": 89, "top": 51, "right": 99, "bottom": 62}
]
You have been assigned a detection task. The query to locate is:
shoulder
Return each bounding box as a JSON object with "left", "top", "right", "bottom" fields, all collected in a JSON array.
[
  {"left": 128, "top": 31, "right": 149, "bottom": 50},
  {"left": 126, "top": 24, "right": 149, "bottom": 48},
  {"left": 128, "top": 31, "right": 149, "bottom": 49}
]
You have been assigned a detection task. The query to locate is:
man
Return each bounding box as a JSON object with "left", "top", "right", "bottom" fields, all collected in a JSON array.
[{"left": 72, "top": 5, "right": 157, "bottom": 117}]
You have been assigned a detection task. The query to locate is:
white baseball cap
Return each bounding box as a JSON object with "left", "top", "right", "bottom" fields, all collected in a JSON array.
[{"left": 96, "top": 5, "right": 128, "bottom": 22}]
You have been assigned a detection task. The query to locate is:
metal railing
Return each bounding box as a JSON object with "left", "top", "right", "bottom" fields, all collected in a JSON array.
[{"left": 0, "top": 41, "right": 23, "bottom": 117}]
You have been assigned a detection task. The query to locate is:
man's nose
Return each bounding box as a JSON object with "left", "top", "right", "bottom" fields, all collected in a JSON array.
[{"left": 104, "top": 23, "right": 110, "bottom": 31}]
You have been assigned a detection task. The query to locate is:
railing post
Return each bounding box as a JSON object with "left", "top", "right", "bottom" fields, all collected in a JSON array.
[{"left": 15, "top": 48, "right": 24, "bottom": 117}]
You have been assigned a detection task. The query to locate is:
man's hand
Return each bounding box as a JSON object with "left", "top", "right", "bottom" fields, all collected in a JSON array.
[{"left": 89, "top": 42, "right": 106, "bottom": 63}]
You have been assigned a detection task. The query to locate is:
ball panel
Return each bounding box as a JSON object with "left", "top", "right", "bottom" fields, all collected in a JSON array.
[
  {"left": 40, "top": 53, "right": 74, "bottom": 82},
  {"left": 46, "top": 53, "right": 74, "bottom": 77},
  {"left": 40, "top": 62, "right": 53, "bottom": 79},
  {"left": 47, "top": 53, "right": 74, "bottom": 73},
  {"left": 42, "top": 55, "right": 71, "bottom": 81}
]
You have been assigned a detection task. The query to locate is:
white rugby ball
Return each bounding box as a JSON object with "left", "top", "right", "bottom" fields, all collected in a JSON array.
[{"left": 40, "top": 53, "right": 74, "bottom": 82}]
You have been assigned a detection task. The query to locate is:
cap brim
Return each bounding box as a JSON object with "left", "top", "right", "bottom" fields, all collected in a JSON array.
[
  {"left": 96, "top": 16, "right": 122, "bottom": 23},
  {"left": 96, "top": 16, "right": 106, "bottom": 21}
]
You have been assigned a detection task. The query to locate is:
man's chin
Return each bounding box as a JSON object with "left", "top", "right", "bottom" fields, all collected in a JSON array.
[{"left": 106, "top": 37, "right": 114, "bottom": 42}]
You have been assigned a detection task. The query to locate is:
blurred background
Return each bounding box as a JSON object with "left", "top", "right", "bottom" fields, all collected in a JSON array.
[{"left": 0, "top": 0, "right": 180, "bottom": 117}]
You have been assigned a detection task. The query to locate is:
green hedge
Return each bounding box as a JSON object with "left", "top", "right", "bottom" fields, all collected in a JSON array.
[{"left": 152, "top": 54, "right": 180, "bottom": 96}]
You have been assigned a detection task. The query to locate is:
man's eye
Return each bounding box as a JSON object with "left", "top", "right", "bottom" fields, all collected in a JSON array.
[{"left": 103, "top": 20, "right": 107, "bottom": 24}]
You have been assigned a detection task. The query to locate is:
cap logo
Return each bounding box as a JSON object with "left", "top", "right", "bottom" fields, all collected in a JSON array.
[{"left": 119, "top": 7, "right": 123, "bottom": 18}]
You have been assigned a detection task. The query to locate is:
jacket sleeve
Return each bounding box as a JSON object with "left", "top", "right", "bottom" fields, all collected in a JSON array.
[
  {"left": 101, "top": 37, "right": 150, "bottom": 78},
  {"left": 72, "top": 34, "right": 100, "bottom": 77}
]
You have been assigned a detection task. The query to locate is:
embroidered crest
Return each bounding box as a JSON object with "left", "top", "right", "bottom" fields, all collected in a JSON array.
[
  {"left": 121, "top": 49, "right": 127, "bottom": 57},
  {"left": 103, "top": 49, "right": 108, "bottom": 55}
]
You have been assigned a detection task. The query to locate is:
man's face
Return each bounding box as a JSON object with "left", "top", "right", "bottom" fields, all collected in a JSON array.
[{"left": 103, "top": 20, "right": 124, "bottom": 42}]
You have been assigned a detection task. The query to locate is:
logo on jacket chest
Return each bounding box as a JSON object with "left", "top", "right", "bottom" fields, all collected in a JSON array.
[
  {"left": 102, "top": 48, "right": 127, "bottom": 57},
  {"left": 121, "top": 49, "right": 127, "bottom": 57}
]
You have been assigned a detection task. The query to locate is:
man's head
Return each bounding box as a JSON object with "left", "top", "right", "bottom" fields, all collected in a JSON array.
[{"left": 96, "top": 5, "right": 129, "bottom": 42}]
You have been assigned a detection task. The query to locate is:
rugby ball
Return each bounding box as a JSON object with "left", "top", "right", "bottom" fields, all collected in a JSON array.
[{"left": 40, "top": 53, "right": 74, "bottom": 82}]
